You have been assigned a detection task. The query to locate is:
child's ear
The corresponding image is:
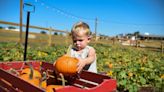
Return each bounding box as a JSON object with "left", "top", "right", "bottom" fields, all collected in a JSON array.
[
  {"left": 88, "top": 36, "right": 91, "bottom": 40},
  {"left": 87, "top": 36, "right": 91, "bottom": 43}
]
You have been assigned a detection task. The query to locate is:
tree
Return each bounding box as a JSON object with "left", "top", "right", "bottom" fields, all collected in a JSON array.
[
  {"left": 8, "top": 26, "right": 16, "bottom": 29},
  {"left": 40, "top": 31, "right": 46, "bottom": 34},
  {"left": 54, "top": 32, "right": 58, "bottom": 35},
  {"left": 133, "top": 31, "right": 140, "bottom": 37},
  {"left": 0, "top": 26, "right": 3, "bottom": 29}
]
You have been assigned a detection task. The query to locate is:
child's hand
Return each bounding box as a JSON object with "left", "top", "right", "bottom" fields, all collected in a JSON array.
[{"left": 77, "top": 58, "right": 86, "bottom": 73}]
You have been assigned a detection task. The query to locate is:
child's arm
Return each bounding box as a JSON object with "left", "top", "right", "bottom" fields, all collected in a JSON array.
[{"left": 77, "top": 47, "right": 96, "bottom": 73}]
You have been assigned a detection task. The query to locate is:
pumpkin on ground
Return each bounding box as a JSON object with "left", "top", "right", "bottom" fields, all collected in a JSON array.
[
  {"left": 54, "top": 55, "right": 79, "bottom": 76},
  {"left": 108, "top": 63, "right": 113, "bottom": 68}
]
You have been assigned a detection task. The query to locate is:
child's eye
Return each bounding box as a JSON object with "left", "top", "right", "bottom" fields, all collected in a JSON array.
[
  {"left": 73, "top": 40, "right": 83, "bottom": 43},
  {"left": 73, "top": 40, "right": 77, "bottom": 43}
]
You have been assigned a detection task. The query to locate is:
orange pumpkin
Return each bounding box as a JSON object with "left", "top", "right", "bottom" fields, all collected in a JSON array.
[
  {"left": 40, "top": 80, "right": 47, "bottom": 89},
  {"left": 108, "top": 63, "right": 113, "bottom": 68},
  {"left": 46, "top": 72, "right": 65, "bottom": 91},
  {"left": 19, "top": 67, "right": 42, "bottom": 86},
  {"left": 21, "top": 68, "right": 42, "bottom": 79},
  {"left": 46, "top": 85, "right": 63, "bottom": 92},
  {"left": 54, "top": 55, "right": 79, "bottom": 76},
  {"left": 19, "top": 74, "right": 40, "bottom": 86}
]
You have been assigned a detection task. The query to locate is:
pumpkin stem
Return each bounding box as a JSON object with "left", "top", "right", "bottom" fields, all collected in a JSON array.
[
  {"left": 8, "top": 68, "right": 19, "bottom": 76},
  {"left": 26, "top": 62, "right": 34, "bottom": 79},
  {"left": 59, "top": 73, "right": 65, "bottom": 86},
  {"left": 66, "top": 45, "right": 72, "bottom": 56},
  {"left": 39, "top": 72, "right": 47, "bottom": 87},
  {"left": 46, "top": 69, "right": 55, "bottom": 78}
]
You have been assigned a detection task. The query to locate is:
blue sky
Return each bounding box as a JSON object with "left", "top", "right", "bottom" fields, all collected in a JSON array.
[{"left": 0, "top": 0, "right": 164, "bottom": 36}]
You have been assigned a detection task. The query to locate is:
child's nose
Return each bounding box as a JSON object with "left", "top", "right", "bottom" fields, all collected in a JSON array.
[{"left": 76, "top": 41, "right": 80, "bottom": 44}]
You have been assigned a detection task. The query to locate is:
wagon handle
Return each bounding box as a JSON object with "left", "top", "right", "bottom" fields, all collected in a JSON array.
[{"left": 23, "top": 3, "right": 35, "bottom": 61}]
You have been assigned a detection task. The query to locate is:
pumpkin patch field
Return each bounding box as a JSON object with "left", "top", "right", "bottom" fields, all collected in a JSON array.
[{"left": 0, "top": 42, "right": 163, "bottom": 92}]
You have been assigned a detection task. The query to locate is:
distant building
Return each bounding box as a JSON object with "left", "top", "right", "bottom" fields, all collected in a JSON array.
[
  {"left": 4, "top": 27, "right": 19, "bottom": 31},
  {"left": 11, "top": 29, "right": 19, "bottom": 31},
  {"left": 138, "top": 34, "right": 164, "bottom": 40},
  {"left": 5, "top": 27, "right": 9, "bottom": 30}
]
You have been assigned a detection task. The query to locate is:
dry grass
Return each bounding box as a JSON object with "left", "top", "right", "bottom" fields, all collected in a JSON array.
[{"left": 0, "top": 29, "right": 163, "bottom": 51}]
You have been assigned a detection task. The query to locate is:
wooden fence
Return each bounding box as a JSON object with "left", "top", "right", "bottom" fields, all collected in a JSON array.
[
  {"left": 0, "top": 20, "right": 163, "bottom": 53},
  {"left": 0, "top": 21, "right": 114, "bottom": 46},
  {"left": 0, "top": 20, "right": 71, "bottom": 46}
]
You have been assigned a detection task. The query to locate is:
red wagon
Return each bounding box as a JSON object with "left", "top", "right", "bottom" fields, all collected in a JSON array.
[{"left": 0, "top": 61, "right": 117, "bottom": 92}]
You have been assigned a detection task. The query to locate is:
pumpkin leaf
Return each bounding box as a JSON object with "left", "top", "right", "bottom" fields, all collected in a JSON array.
[{"left": 139, "top": 76, "right": 146, "bottom": 85}]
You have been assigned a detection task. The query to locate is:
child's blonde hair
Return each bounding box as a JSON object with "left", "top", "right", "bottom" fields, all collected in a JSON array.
[{"left": 71, "top": 21, "right": 91, "bottom": 36}]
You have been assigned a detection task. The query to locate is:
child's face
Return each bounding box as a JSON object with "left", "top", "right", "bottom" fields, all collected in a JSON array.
[{"left": 72, "top": 31, "right": 90, "bottom": 51}]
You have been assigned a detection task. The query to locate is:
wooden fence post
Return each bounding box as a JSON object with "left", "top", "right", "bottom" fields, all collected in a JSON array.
[
  {"left": 48, "top": 27, "right": 52, "bottom": 46},
  {"left": 112, "top": 37, "right": 116, "bottom": 45},
  {"left": 161, "top": 41, "right": 164, "bottom": 54},
  {"left": 136, "top": 40, "right": 140, "bottom": 48},
  {"left": 65, "top": 30, "right": 70, "bottom": 45}
]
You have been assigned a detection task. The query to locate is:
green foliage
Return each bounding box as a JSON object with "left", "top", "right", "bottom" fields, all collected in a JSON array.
[
  {"left": 94, "top": 44, "right": 164, "bottom": 92},
  {"left": 0, "top": 42, "right": 163, "bottom": 92},
  {"left": 0, "top": 42, "right": 66, "bottom": 63}
]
